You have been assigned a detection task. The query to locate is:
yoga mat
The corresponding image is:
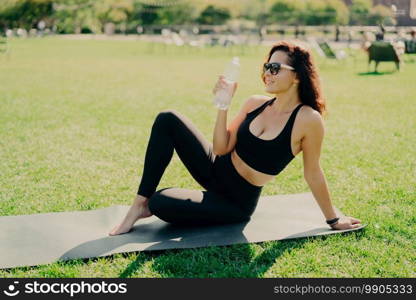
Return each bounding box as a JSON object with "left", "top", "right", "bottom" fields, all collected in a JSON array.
[{"left": 0, "top": 192, "right": 366, "bottom": 269}]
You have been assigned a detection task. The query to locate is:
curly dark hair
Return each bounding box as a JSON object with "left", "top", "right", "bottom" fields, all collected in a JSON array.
[{"left": 261, "top": 41, "right": 327, "bottom": 116}]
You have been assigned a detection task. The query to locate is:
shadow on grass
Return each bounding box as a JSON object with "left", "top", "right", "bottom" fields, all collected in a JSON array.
[
  {"left": 118, "top": 227, "right": 367, "bottom": 278},
  {"left": 357, "top": 71, "right": 397, "bottom": 76},
  {"left": 1, "top": 225, "right": 367, "bottom": 277}
]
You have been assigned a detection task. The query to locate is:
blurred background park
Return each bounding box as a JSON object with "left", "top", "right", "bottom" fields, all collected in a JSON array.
[
  {"left": 0, "top": 0, "right": 415, "bottom": 277},
  {"left": 1, "top": 0, "right": 416, "bottom": 45},
  {"left": 1, "top": 0, "right": 416, "bottom": 69}
]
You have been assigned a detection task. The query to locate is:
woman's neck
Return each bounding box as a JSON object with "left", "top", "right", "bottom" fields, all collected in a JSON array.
[{"left": 270, "top": 91, "right": 301, "bottom": 114}]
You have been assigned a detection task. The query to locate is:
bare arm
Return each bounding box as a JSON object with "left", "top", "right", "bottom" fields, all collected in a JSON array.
[
  {"left": 302, "top": 111, "right": 337, "bottom": 220},
  {"left": 305, "top": 169, "right": 337, "bottom": 220},
  {"left": 302, "top": 110, "right": 362, "bottom": 229},
  {"left": 213, "top": 109, "right": 230, "bottom": 155},
  {"left": 213, "top": 95, "right": 271, "bottom": 155}
]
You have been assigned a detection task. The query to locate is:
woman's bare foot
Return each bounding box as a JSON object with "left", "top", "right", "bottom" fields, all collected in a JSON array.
[{"left": 108, "top": 195, "right": 153, "bottom": 236}]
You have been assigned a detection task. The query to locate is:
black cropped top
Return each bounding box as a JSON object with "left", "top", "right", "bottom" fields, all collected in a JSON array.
[{"left": 235, "top": 97, "right": 303, "bottom": 175}]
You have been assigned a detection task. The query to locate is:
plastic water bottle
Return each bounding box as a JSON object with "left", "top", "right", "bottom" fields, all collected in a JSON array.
[{"left": 213, "top": 57, "right": 240, "bottom": 110}]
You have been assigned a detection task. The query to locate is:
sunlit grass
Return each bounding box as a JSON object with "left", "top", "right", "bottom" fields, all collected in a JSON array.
[{"left": 0, "top": 37, "right": 415, "bottom": 277}]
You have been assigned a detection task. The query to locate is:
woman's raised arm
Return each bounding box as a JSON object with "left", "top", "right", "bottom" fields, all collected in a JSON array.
[{"left": 213, "top": 95, "right": 269, "bottom": 155}]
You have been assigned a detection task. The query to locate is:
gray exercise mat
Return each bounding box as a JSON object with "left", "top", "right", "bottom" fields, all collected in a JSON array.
[{"left": 0, "top": 192, "right": 366, "bottom": 269}]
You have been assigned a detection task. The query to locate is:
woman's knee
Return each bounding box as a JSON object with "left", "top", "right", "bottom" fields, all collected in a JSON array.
[
  {"left": 147, "top": 193, "right": 160, "bottom": 215},
  {"left": 148, "top": 192, "right": 181, "bottom": 223},
  {"left": 147, "top": 188, "right": 170, "bottom": 215},
  {"left": 152, "top": 110, "right": 180, "bottom": 132},
  {"left": 155, "top": 110, "right": 179, "bottom": 123}
]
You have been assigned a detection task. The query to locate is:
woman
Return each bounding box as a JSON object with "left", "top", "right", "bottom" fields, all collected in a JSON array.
[{"left": 109, "top": 41, "right": 362, "bottom": 236}]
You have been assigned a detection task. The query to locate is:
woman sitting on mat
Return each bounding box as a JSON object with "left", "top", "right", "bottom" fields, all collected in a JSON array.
[{"left": 109, "top": 41, "right": 362, "bottom": 236}]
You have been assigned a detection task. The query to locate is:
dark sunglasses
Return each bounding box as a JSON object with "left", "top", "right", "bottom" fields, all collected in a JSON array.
[{"left": 263, "top": 62, "right": 295, "bottom": 75}]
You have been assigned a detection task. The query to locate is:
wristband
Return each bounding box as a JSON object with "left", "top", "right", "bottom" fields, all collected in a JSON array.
[
  {"left": 329, "top": 221, "right": 339, "bottom": 228},
  {"left": 326, "top": 217, "right": 339, "bottom": 226}
]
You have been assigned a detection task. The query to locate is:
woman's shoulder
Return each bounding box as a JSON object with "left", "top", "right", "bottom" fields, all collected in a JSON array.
[
  {"left": 298, "top": 105, "right": 322, "bottom": 121},
  {"left": 298, "top": 105, "right": 324, "bottom": 132},
  {"left": 245, "top": 95, "right": 274, "bottom": 114},
  {"left": 250, "top": 94, "right": 274, "bottom": 103}
]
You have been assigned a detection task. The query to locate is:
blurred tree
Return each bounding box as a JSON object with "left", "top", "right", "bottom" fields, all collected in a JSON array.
[
  {"left": 303, "top": 0, "right": 348, "bottom": 25},
  {"left": 325, "top": 0, "right": 349, "bottom": 25},
  {"left": 0, "top": 0, "right": 53, "bottom": 30},
  {"left": 349, "top": 0, "right": 371, "bottom": 25},
  {"left": 129, "top": 3, "right": 158, "bottom": 26},
  {"left": 196, "top": 5, "right": 230, "bottom": 25},
  {"left": 157, "top": 1, "right": 196, "bottom": 25},
  {"left": 239, "top": 0, "right": 274, "bottom": 21},
  {"left": 53, "top": 0, "right": 99, "bottom": 33},
  {"left": 368, "top": 4, "right": 394, "bottom": 26},
  {"left": 192, "top": 0, "right": 242, "bottom": 19},
  {"left": 0, "top": 1, "right": 16, "bottom": 30},
  {"left": 94, "top": 0, "right": 133, "bottom": 25},
  {"left": 268, "top": 0, "right": 348, "bottom": 26},
  {"left": 269, "top": 0, "right": 304, "bottom": 25}
]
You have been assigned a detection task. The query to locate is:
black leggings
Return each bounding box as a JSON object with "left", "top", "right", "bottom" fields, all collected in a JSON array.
[{"left": 137, "top": 110, "right": 263, "bottom": 226}]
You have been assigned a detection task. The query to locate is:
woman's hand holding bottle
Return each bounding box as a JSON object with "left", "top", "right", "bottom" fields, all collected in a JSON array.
[
  {"left": 212, "top": 75, "right": 238, "bottom": 110},
  {"left": 212, "top": 56, "right": 240, "bottom": 110}
]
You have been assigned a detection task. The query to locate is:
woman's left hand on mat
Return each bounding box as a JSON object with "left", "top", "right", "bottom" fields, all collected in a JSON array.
[{"left": 331, "top": 216, "right": 362, "bottom": 230}]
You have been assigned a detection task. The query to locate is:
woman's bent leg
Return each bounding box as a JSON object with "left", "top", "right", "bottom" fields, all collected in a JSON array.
[
  {"left": 148, "top": 187, "right": 249, "bottom": 225},
  {"left": 137, "top": 110, "right": 217, "bottom": 198},
  {"left": 109, "top": 110, "right": 219, "bottom": 236}
]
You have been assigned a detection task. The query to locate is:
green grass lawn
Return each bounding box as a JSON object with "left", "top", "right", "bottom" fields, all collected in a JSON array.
[{"left": 0, "top": 37, "right": 415, "bottom": 277}]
